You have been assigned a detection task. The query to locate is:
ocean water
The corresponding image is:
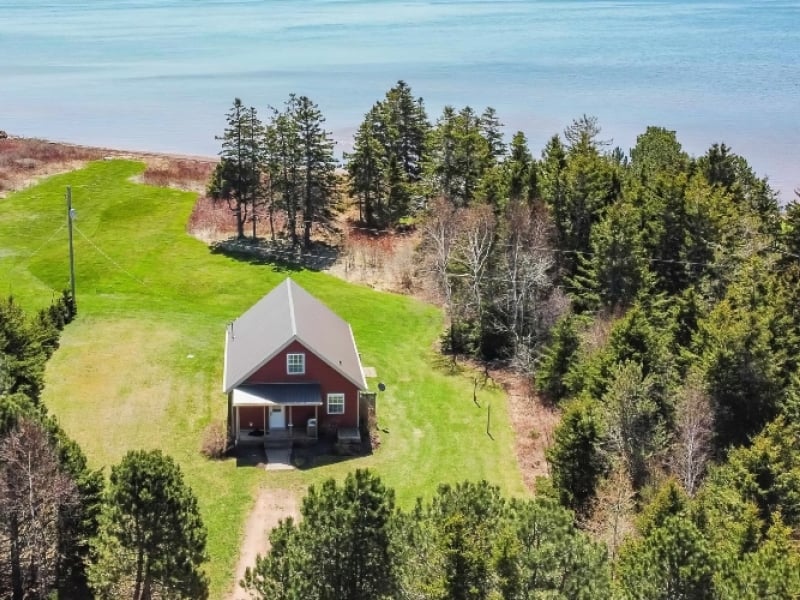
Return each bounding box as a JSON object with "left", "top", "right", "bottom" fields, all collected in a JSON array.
[{"left": 1, "top": 0, "right": 798, "bottom": 198}]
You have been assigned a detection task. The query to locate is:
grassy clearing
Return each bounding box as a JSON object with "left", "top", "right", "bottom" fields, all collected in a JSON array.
[{"left": 0, "top": 160, "right": 527, "bottom": 597}]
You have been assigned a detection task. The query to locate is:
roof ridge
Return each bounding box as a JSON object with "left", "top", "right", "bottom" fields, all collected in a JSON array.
[{"left": 286, "top": 278, "right": 297, "bottom": 336}]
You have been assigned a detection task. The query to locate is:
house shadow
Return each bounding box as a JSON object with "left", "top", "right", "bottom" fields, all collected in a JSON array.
[
  {"left": 290, "top": 435, "right": 374, "bottom": 471},
  {"left": 231, "top": 444, "right": 268, "bottom": 468},
  {"left": 211, "top": 237, "right": 340, "bottom": 271},
  {"left": 228, "top": 434, "right": 374, "bottom": 470}
]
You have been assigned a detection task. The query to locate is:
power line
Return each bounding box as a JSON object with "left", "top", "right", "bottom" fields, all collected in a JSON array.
[
  {"left": 72, "top": 224, "right": 147, "bottom": 286},
  {"left": 2, "top": 222, "right": 66, "bottom": 281}
]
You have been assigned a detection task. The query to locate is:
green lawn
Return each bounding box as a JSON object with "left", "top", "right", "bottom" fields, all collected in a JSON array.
[{"left": 0, "top": 160, "right": 527, "bottom": 598}]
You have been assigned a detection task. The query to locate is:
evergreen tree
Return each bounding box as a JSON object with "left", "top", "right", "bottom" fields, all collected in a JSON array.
[
  {"left": 346, "top": 81, "right": 428, "bottom": 227},
  {"left": 714, "top": 517, "right": 800, "bottom": 600},
  {"left": 698, "top": 143, "right": 779, "bottom": 234},
  {"left": 88, "top": 450, "right": 208, "bottom": 600},
  {"left": 496, "top": 497, "right": 611, "bottom": 599},
  {"left": 696, "top": 276, "right": 788, "bottom": 448},
  {"left": 347, "top": 105, "right": 385, "bottom": 226},
  {"left": 780, "top": 195, "right": 800, "bottom": 263},
  {"left": 546, "top": 397, "right": 608, "bottom": 513},
  {"left": 243, "top": 469, "right": 398, "bottom": 600},
  {"left": 573, "top": 199, "right": 650, "bottom": 310},
  {"left": 426, "top": 480, "right": 505, "bottom": 600},
  {"left": 425, "top": 106, "right": 495, "bottom": 206},
  {"left": 0, "top": 296, "right": 46, "bottom": 400},
  {"left": 209, "top": 98, "right": 263, "bottom": 240},
  {"left": 617, "top": 515, "right": 715, "bottom": 600},
  {"left": 629, "top": 126, "right": 689, "bottom": 185},
  {"left": 507, "top": 131, "right": 533, "bottom": 202},
  {"left": 266, "top": 103, "right": 303, "bottom": 245},
  {"left": 292, "top": 95, "right": 337, "bottom": 249},
  {"left": 536, "top": 314, "right": 583, "bottom": 403},
  {"left": 479, "top": 106, "right": 505, "bottom": 163}
]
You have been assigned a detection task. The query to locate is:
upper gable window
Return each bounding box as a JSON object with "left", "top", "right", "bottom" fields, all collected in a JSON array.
[{"left": 286, "top": 353, "right": 305, "bottom": 375}]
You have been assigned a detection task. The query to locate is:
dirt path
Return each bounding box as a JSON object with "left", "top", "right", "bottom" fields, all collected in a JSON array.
[
  {"left": 489, "top": 367, "right": 561, "bottom": 491},
  {"left": 226, "top": 487, "right": 300, "bottom": 600}
]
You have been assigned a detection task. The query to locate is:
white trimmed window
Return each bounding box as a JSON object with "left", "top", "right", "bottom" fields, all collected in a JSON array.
[
  {"left": 327, "top": 393, "right": 345, "bottom": 415},
  {"left": 286, "top": 353, "right": 305, "bottom": 375}
]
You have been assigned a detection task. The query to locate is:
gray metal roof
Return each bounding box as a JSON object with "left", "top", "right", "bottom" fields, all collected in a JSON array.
[
  {"left": 223, "top": 278, "right": 367, "bottom": 392},
  {"left": 232, "top": 384, "right": 322, "bottom": 406}
]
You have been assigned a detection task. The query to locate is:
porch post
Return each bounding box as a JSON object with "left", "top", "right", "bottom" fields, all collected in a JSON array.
[
  {"left": 263, "top": 406, "right": 266, "bottom": 431},
  {"left": 235, "top": 407, "right": 240, "bottom": 446},
  {"left": 288, "top": 406, "right": 293, "bottom": 427}
]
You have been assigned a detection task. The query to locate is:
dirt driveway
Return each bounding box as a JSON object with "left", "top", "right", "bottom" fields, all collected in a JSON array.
[{"left": 226, "top": 487, "right": 299, "bottom": 600}]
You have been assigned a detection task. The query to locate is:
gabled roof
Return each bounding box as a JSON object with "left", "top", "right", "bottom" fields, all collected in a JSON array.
[{"left": 223, "top": 278, "right": 367, "bottom": 392}]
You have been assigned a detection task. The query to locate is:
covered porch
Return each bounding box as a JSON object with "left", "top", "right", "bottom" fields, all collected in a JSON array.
[{"left": 232, "top": 383, "right": 322, "bottom": 446}]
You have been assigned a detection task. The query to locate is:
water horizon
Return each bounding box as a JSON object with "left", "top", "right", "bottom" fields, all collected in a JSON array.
[{"left": 2, "top": 0, "right": 798, "bottom": 199}]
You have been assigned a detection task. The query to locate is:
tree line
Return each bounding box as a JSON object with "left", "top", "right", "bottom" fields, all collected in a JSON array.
[
  {"left": 0, "top": 295, "right": 208, "bottom": 599},
  {"left": 242, "top": 468, "right": 800, "bottom": 599}
]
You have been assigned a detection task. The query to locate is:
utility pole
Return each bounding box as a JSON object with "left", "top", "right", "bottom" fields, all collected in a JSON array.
[{"left": 66, "top": 186, "right": 76, "bottom": 305}]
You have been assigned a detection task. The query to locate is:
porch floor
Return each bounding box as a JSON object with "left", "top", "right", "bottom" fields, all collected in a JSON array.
[{"left": 237, "top": 427, "right": 317, "bottom": 447}]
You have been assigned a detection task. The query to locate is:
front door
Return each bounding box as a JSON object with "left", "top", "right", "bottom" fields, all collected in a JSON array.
[{"left": 269, "top": 406, "right": 286, "bottom": 430}]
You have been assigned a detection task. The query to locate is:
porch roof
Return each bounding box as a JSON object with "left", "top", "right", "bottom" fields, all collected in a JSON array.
[{"left": 232, "top": 384, "right": 322, "bottom": 407}]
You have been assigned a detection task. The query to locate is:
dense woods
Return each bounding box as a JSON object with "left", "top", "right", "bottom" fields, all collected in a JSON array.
[{"left": 208, "top": 82, "right": 800, "bottom": 598}]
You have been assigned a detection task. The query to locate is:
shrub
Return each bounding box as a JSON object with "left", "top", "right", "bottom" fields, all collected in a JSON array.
[{"left": 200, "top": 420, "right": 229, "bottom": 459}]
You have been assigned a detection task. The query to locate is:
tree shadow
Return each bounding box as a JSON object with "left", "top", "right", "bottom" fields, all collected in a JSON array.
[{"left": 210, "top": 237, "right": 340, "bottom": 271}]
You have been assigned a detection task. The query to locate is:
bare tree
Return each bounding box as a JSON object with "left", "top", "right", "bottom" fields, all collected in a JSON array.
[
  {"left": 453, "top": 203, "right": 496, "bottom": 343},
  {"left": 501, "top": 201, "right": 557, "bottom": 372},
  {"left": 585, "top": 459, "right": 635, "bottom": 577},
  {"left": 670, "top": 380, "right": 714, "bottom": 496},
  {"left": 420, "top": 198, "right": 464, "bottom": 353},
  {"left": 0, "top": 419, "right": 78, "bottom": 600}
]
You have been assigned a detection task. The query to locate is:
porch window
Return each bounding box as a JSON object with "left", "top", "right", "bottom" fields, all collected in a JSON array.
[
  {"left": 287, "top": 353, "right": 305, "bottom": 375},
  {"left": 327, "top": 393, "right": 345, "bottom": 415}
]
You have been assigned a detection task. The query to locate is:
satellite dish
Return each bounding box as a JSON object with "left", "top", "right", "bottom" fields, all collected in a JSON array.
[{"left": 378, "top": 382, "right": 386, "bottom": 392}]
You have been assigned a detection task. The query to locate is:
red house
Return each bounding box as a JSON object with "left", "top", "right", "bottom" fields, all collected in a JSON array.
[{"left": 224, "top": 278, "right": 367, "bottom": 446}]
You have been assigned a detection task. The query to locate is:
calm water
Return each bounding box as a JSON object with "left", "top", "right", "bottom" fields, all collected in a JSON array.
[{"left": 1, "top": 0, "right": 798, "bottom": 198}]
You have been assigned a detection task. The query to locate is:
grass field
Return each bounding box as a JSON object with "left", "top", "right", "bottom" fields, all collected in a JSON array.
[{"left": 0, "top": 160, "right": 527, "bottom": 598}]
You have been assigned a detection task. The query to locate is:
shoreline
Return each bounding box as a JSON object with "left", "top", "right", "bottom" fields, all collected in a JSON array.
[{"left": 2, "top": 133, "right": 218, "bottom": 164}]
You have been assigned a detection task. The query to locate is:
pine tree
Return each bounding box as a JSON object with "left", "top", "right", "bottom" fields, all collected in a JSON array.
[
  {"left": 575, "top": 200, "right": 650, "bottom": 310},
  {"left": 546, "top": 397, "right": 608, "bottom": 513},
  {"left": 243, "top": 469, "right": 398, "bottom": 600},
  {"left": 496, "top": 497, "right": 611, "bottom": 599},
  {"left": 617, "top": 515, "right": 715, "bottom": 600},
  {"left": 347, "top": 106, "right": 385, "bottom": 226},
  {"left": 266, "top": 103, "right": 303, "bottom": 245},
  {"left": 537, "top": 314, "right": 583, "bottom": 403},
  {"left": 346, "top": 81, "right": 429, "bottom": 227},
  {"left": 507, "top": 131, "right": 533, "bottom": 202},
  {"left": 88, "top": 450, "right": 208, "bottom": 600},
  {"left": 209, "top": 98, "right": 263, "bottom": 239},
  {"left": 292, "top": 95, "right": 337, "bottom": 249},
  {"left": 426, "top": 481, "right": 505, "bottom": 600}
]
